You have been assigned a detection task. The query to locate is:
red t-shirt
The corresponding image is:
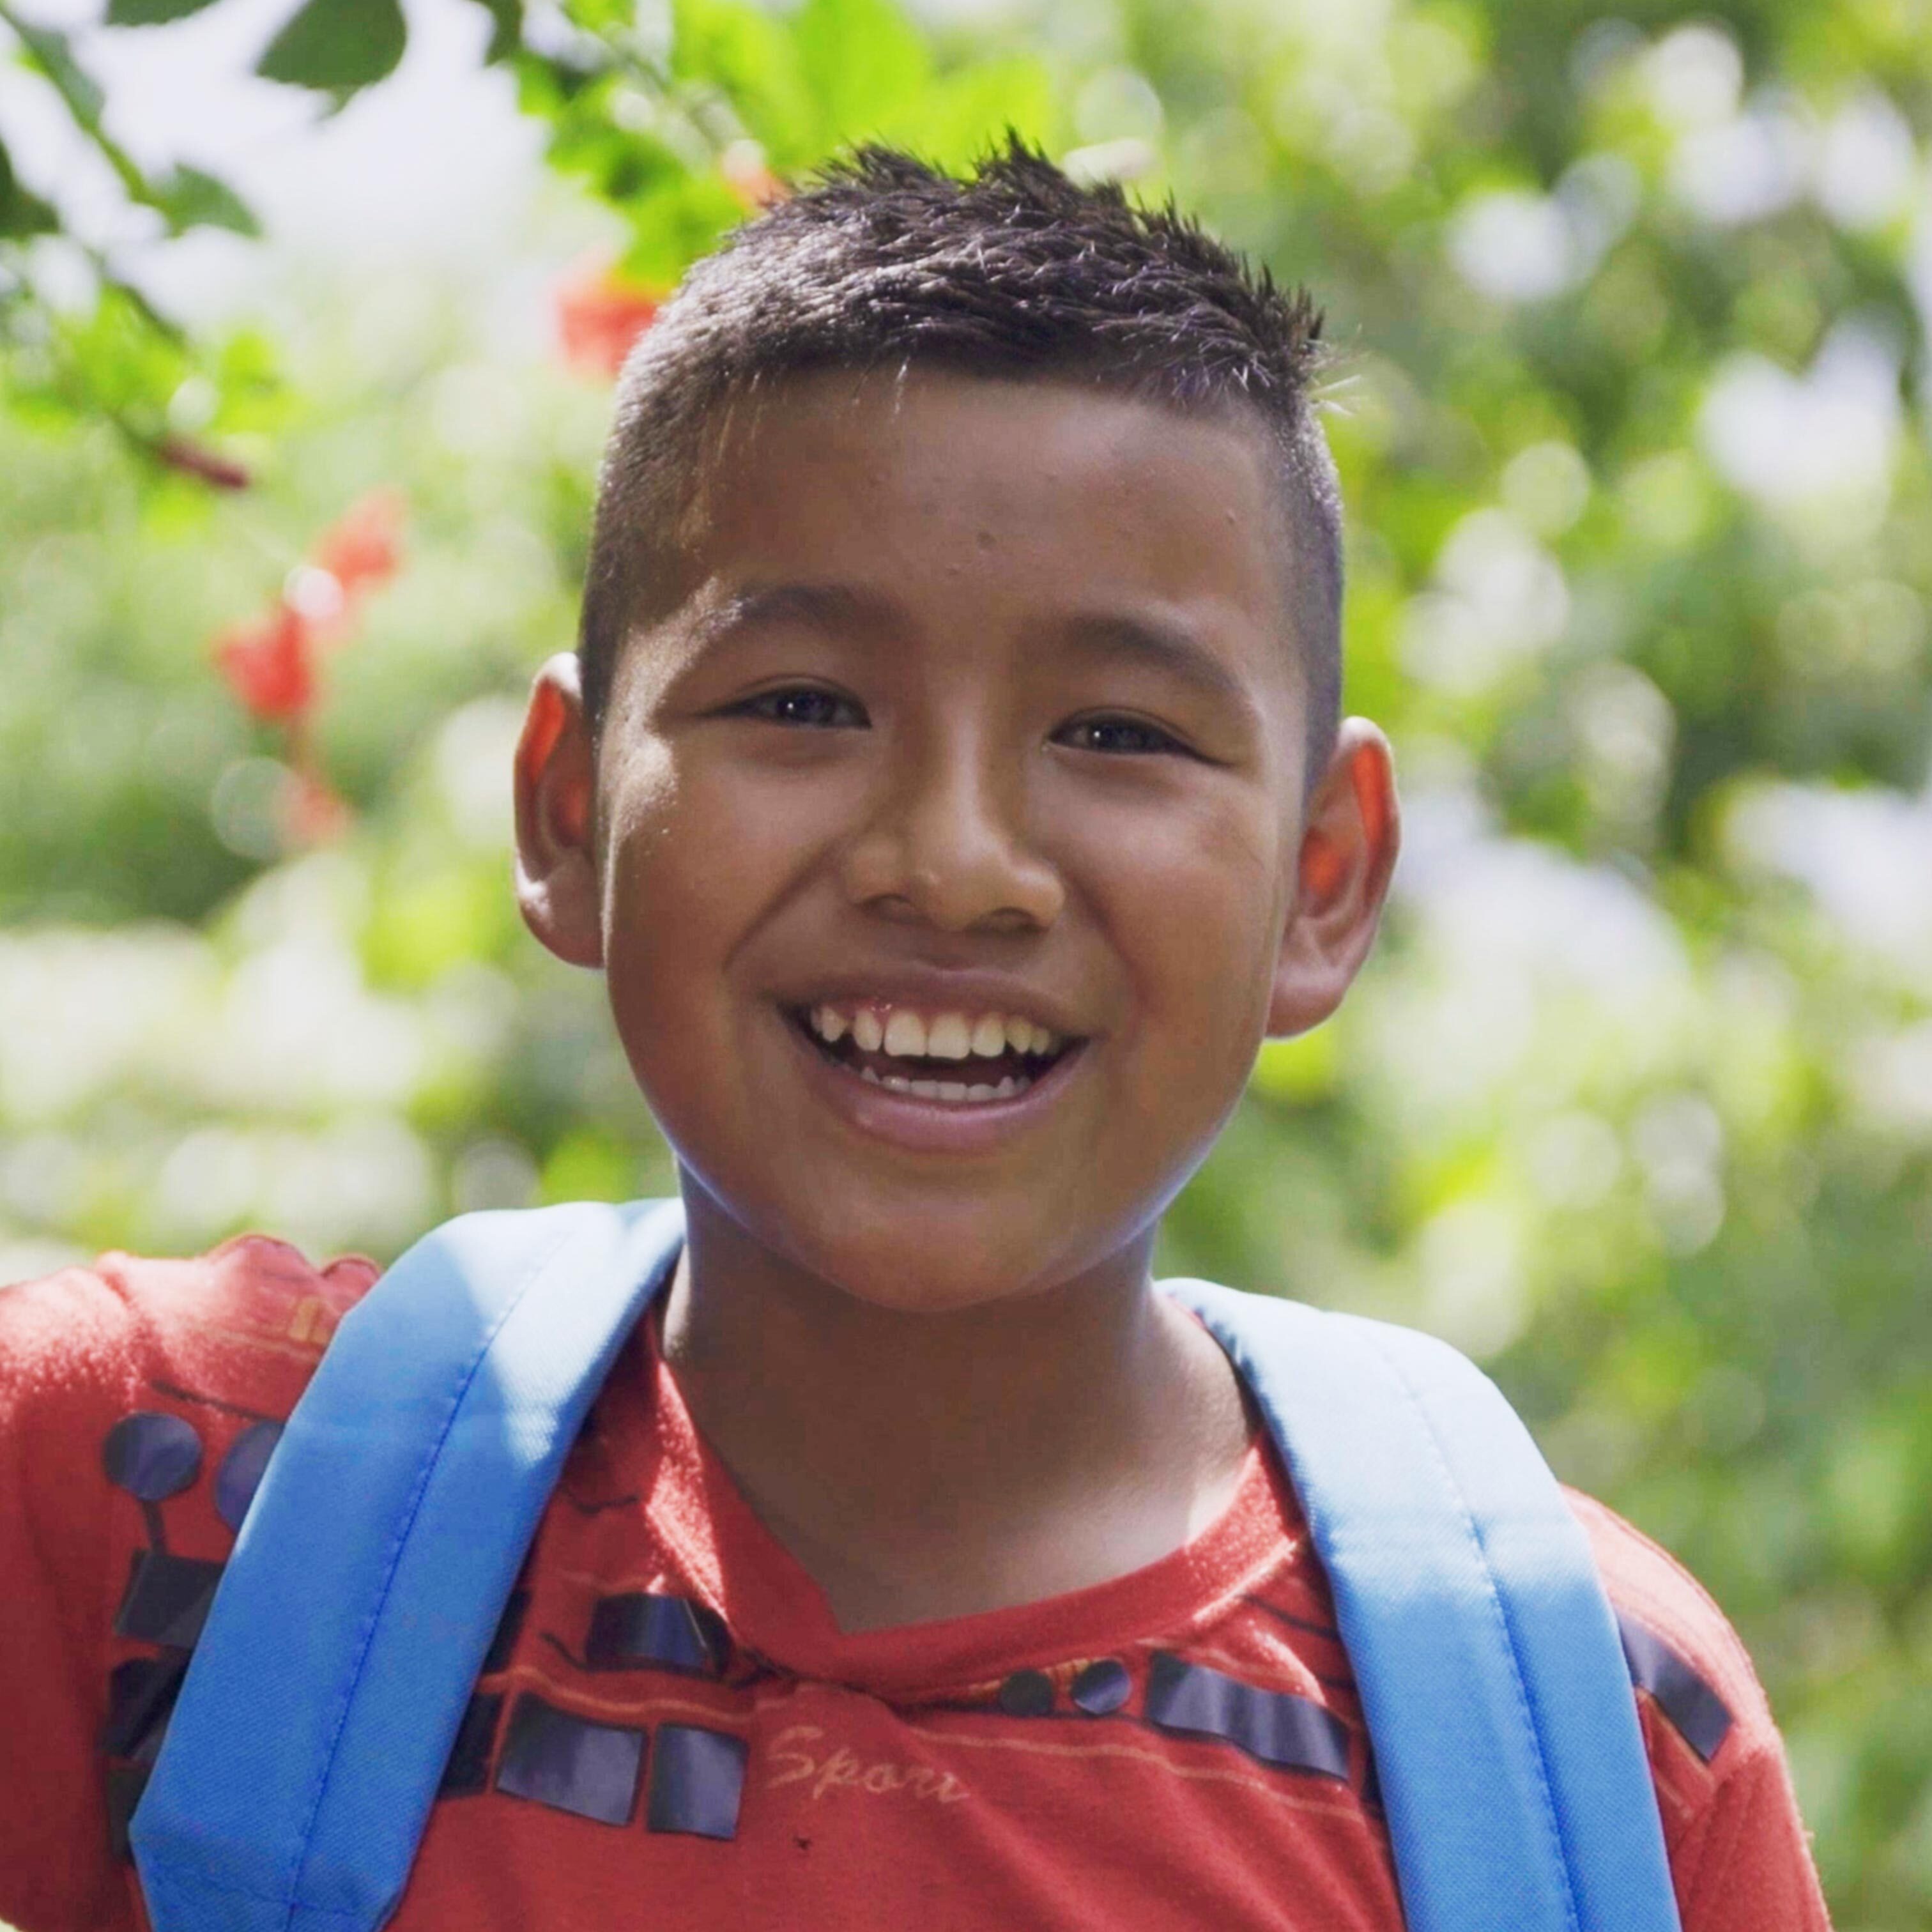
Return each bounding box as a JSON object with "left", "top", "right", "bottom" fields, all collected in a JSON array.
[{"left": 0, "top": 1237, "right": 1831, "bottom": 1931}]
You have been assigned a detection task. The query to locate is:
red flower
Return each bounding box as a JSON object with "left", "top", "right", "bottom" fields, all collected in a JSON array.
[
  {"left": 556, "top": 259, "right": 663, "bottom": 379},
  {"left": 280, "top": 764, "right": 351, "bottom": 847},
  {"left": 312, "top": 489, "right": 404, "bottom": 602},
  {"left": 213, "top": 604, "right": 316, "bottom": 723},
  {"left": 208, "top": 491, "right": 408, "bottom": 845}
]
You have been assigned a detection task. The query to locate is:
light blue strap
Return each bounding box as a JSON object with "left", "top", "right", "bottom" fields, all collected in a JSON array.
[
  {"left": 133, "top": 1202, "right": 1676, "bottom": 1932},
  {"left": 132, "top": 1198, "right": 686, "bottom": 1932},
  {"left": 1164, "top": 1280, "right": 1682, "bottom": 1932}
]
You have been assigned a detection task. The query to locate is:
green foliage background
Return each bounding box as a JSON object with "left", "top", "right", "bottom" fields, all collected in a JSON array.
[{"left": 4, "top": 0, "right": 1931, "bottom": 1922}]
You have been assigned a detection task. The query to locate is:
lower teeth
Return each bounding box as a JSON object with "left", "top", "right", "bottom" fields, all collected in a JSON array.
[{"left": 859, "top": 1068, "right": 1029, "bottom": 1101}]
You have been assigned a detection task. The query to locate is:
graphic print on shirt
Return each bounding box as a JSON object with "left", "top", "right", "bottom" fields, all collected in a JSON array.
[
  {"left": 97, "top": 1399, "right": 284, "bottom": 1856},
  {"left": 95, "top": 1390, "right": 1737, "bottom": 1884},
  {"left": 447, "top": 1591, "right": 1365, "bottom": 1843},
  {"left": 47, "top": 1239, "right": 1802, "bottom": 1932}
]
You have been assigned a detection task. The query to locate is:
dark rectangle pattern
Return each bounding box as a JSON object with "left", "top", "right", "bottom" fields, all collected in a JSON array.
[
  {"left": 1618, "top": 1612, "right": 1733, "bottom": 1763},
  {"left": 112, "top": 1551, "right": 225, "bottom": 1649},
  {"left": 438, "top": 1692, "right": 505, "bottom": 1797},
  {"left": 494, "top": 1694, "right": 646, "bottom": 1826},
  {"left": 1146, "top": 1653, "right": 1351, "bottom": 1781},
  {"left": 101, "top": 1653, "right": 190, "bottom": 1763},
  {"left": 585, "top": 1592, "right": 725, "bottom": 1676},
  {"left": 647, "top": 1724, "right": 747, "bottom": 1840},
  {"left": 106, "top": 1764, "right": 150, "bottom": 1864},
  {"left": 484, "top": 1590, "right": 529, "bottom": 1674}
]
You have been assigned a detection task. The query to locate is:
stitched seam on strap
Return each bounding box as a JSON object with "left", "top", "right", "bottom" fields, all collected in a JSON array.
[
  {"left": 1356, "top": 1323, "right": 1583, "bottom": 1932},
  {"left": 278, "top": 1213, "right": 592, "bottom": 1926},
  {"left": 139, "top": 1874, "right": 368, "bottom": 1920}
]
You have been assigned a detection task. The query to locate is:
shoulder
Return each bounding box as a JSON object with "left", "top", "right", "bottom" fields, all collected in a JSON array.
[
  {"left": 1567, "top": 1489, "right": 1831, "bottom": 1928},
  {"left": 1565, "top": 1487, "right": 1772, "bottom": 1777},
  {"left": 1, "top": 1234, "right": 381, "bottom": 1441},
  {"left": 0, "top": 1238, "right": 381, "bottom": 1928}
]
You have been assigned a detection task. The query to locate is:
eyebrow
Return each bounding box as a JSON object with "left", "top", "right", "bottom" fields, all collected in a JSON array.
[
  {"left": 691, "top": 580, "right": 900, "bottom": 648},
  {"left": 1055, "top": 612, "right": 1261, "bottom": 723}
]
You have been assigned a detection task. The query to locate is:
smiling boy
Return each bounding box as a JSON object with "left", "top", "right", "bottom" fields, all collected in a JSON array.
[{"left": 0, "top": 144, "right": 1828, "bottom": 1930}]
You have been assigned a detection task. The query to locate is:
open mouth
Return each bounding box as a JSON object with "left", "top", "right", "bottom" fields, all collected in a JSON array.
[{"left": 787, "top": 1002, "right": 1081, "bottom": 1105}]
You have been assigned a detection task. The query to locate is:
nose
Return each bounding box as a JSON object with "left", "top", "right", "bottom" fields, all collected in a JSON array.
[{"left": 838, "top": 727, "right": 1064, "bottom": 934}]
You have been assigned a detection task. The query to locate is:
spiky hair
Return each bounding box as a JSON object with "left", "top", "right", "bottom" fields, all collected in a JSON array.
[{"left": 580, "top": 138, "right": 1342, "bottom": 762}]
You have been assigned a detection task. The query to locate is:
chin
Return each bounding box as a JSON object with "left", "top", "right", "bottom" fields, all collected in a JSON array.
[
  {"left": 812, "top": 1211, "right": 1077, "bottom": 1317},
  {"left": 698, "top": 1172, "right": 1120, "bottom": 1320}
]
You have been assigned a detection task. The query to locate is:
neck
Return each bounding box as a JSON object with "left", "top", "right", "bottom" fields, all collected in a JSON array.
[{"left": 659, "top": 1183, "right": 1251, "bottom": 1631}]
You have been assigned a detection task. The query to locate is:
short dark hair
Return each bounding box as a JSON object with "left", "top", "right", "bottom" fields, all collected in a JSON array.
[{"left": 580, "top": 138, "right": 1342, "bottom": 769}]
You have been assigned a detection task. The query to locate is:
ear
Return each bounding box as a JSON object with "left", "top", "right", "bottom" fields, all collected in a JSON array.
[
  {"left": 514, "top": 653, "right": 604, "bottom": 969},
  {"left": 1266, "top": 719, "right": 1400, "bottom": 1037}
]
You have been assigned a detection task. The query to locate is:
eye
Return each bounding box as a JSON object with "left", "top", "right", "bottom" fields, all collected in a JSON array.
[
  {"left": 737, "top": 686, "right": 868, "bottom": 729},
  {"left": 1056, "top": 714, "right": 1187, "bottom": 756}
]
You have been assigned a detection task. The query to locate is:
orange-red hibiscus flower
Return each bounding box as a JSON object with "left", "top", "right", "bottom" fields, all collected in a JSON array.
[
  {"left": 312, "top": 489, "right": 405, "bottom": 603},
  {"left": 556, "top": 258, "right": 664, "bottom": 379},
  {"left": 209, "top": 491, "right": 409, "bottom": 845},
  {"left": 213, "top": 603, "right": 316, "bottom": 724}
]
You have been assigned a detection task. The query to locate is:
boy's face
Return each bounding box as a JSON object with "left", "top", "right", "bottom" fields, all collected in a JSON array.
[{"left": 517, "top": 370, "right": 1395, "bottom": 1312}]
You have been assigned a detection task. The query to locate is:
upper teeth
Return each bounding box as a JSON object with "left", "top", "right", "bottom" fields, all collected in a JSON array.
[{"left": 809, "top": 1005, "right": 1061, "bottom": 1061}]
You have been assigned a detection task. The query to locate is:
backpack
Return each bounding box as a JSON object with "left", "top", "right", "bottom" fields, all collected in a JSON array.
[{"left": 130, "top": 1199, "right": 1684, "bottom": 1932}]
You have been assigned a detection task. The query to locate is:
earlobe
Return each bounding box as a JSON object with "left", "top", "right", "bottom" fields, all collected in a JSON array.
[
  {"left": 1266, "top": 720, "right": 1400, "bottom": 1038},
  {"left": 513, "top": 654, "right": 605, "bottom": 969}
]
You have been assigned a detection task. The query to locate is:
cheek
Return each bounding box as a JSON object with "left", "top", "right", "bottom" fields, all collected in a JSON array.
[
  {"left": 597, "top": 750, "right": 850, "bottom": 1020},
  {"left": 602, "top": 744, "right": 774, "bottom": 917},
  {"left": 597, "top": 748, "right": 739, "bottom": 1043},
  {"left": 1062, "top": 788, "right": 1289, "bottom": 1051},
  {"left": 595, "top": 735, "right": 677, "bottom": 881}
]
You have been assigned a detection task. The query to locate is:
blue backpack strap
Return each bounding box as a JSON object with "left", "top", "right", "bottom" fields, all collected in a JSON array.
[
  {"left": 1164, "top": 1279, "right": 1682, "bottom": 1932},
  {"left": 131, "top": 1197, "right": 686, "bottom": 1932}
]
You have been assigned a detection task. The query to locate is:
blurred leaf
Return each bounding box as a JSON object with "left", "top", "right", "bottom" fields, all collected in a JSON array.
[
  {"left": 671, "top": 0, "right": 815, "bottom": 164},
  {"left": 256, "top": 0, "right": 406, "bottom": 93},
  {"left": 4, "top": 9, "right": 105, "bottom": 126},
  {"left": 540, "top": 1128, "right": 641, "bottom": 1205},
  {"left": 2, "top": 4, "right": 170, "bottom": 201},
  {"left": 467, "top": 0, "right": 520, "bottom": 64},
  {"left": 558, "top": 0, "right": 635, "bottom": 38},
  {"left": 153, "top": 165, "right": 260, "bottom": 237},
  {"left": 791, "top": 0, "right": 930, "bottom": 148},
  {"left": 105, "top": 0, "right": 223, "bottom": 25},
  {"left": 903, "top": 57, "right": 1059, "bottom": 167},
  {"left": 1251, "top": 1029, "right": 1340, "bottom": 1105},
  {"left": 0, "top": 134, "right": 59, "bottom": 239},
  {"left": 573, "top": 125, "right": 687, "bottom": 206},
  {"left": 617, "top": 169, "right": 744, "bottom": 286}
]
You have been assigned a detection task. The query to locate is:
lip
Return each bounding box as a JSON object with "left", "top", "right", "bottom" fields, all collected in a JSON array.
[{"left": 779, "top": 1001, "right": 1089, "bottom": 1155}]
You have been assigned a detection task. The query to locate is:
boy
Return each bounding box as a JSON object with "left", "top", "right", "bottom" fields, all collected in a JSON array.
[{"left": 0, "top": 143, "right": 1829, "bottom": 1929}]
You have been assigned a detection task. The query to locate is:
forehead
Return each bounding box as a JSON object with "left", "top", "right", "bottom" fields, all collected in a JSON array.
[{"left": 673, "top": 368, "right": 1298, "bottom": 645}]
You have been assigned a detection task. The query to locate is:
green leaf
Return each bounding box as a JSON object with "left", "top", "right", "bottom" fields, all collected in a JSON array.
[
  {"left": 105, "top": 0, "right": 223, "bottom": 26},
  {"left": 595, "top": 132, "right": 687, "bottom": 206},
  {"left": 670, "top": 0, "right": 813, "bottom": 163},
  {"left": 0, "top": 134, "right": 59, "bottom": 240},
  {"left": 617, "top": 168, "right": 743, "bottom": 285},
  {"left": 256, "top": 0, "right": 406, "bottom": 94},
  {"left": 790, "top": 0, "right": 930, "bottom": 150},
  {"left": 4, "top": 11, "right": 106, "bottom": 127},
  {"left": 1, "top": 3, "right": 171, "bottom": 199},
  {"left": 896, "top": 56, "right": 1059, "bottom": 169},
  {"left": 467, "top": 0, "right": 520, "bottom": 63},
  {"left": 153, "top": 164, "right": 260, "bottom": 236},
  {"left": 537, "top": 73, "right": 692, "bottom": 206}
]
